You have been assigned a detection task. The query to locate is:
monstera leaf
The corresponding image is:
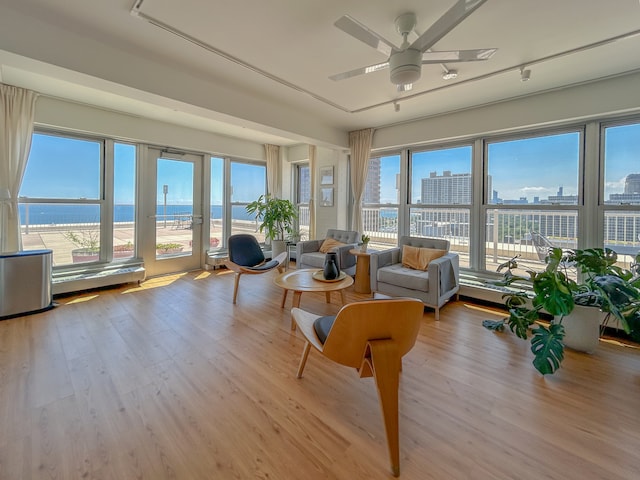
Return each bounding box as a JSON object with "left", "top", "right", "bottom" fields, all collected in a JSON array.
[
  {"left": 532, "top": 270, "right": 575, "bottom": 317},
  {"left": 482, "top": 320, "right": 505, "bottom": 331},
  {"left": 507, "top": 306, "right": 539, "bottom": 340},
  {"left": 530, "top": 323, "right": 565, "bottom": 375},
  {"left": 592, "top": 274, "right": 640, "bottom": 333}
]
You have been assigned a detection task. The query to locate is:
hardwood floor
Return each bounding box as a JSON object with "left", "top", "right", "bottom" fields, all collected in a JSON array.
[{"left": 1, "top": 268, "right": 639, "bottom": 479}]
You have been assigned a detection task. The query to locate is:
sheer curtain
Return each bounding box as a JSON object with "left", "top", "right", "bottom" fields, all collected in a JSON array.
[
  {"left": 308, "top": 144, "right": 316, "bottom": 240},
  {"left": 265, "top": 144, "right": 281, "bottom": 198},
  {"left": 349, "top": 128, "right": 374, "bottom": 234},
  {"left": 0, "top": 84, "right": 38, "bottom": 253}
]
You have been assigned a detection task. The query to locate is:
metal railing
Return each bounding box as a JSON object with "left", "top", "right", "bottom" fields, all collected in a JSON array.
[{"left": 20, "top": 204, "right": 639, "bottom": 270}]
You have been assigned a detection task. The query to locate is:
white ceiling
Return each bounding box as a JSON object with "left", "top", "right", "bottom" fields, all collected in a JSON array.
[{"left": 1, "top": 0, "right": 640, "bottom": 148}]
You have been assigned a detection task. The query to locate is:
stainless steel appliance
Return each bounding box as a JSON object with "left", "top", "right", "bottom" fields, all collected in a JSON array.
[{"left": 0, "top": 249, "right": 53, "bottom": 319}]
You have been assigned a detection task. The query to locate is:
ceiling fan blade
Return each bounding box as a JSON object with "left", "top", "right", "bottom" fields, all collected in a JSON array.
[
  {"left": 420, "top": 48, "right": 497, "bottom": 63},
  {"left": 329, "top": 61, "right": 390, "bottom": 81},
  {"left": 410, "top": 0, "right": 489, "bottom": 53},
  {"left": 334, "top": 15, "right": 397, "bottom": 57}
]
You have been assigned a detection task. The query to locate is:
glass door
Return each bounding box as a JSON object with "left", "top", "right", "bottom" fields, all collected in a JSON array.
[{"left": 142, "top": 149, "right": 203, "bottom": 276}]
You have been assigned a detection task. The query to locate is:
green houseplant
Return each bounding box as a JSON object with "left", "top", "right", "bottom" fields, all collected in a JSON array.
[
  {"left": 360, "top": 234, "right": 371, "bottom": 252},
  {"left": 245, "top": 194, "right": 298, "bottom": 242},
  {"left": 484, "top": 247, "right": 640, "bottom": 375},
  {"left": 65, "top": 230, "right": 100, "bottom": 263}
]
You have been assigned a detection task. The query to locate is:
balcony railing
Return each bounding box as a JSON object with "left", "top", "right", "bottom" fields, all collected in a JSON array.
[{"left": 20, "top": 204, "right": 639, "bottom": 271}]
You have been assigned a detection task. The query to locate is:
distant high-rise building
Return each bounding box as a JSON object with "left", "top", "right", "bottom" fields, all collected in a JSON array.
[
  {"left": 541, "top": 185, "right": 578, "bottom": 205},
  {"left": 364, "top": 157, "right": 381, "bottom": 204},
  {"left": 421, "top": 170, "right": 471, "bottom": 204},
  {"left": 624, "top": 173, "right": 640, "bottom": 194}
]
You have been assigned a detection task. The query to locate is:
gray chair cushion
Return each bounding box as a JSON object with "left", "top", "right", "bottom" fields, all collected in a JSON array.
[
  {"left": 313, "top": 315, "right": 336, "bottom": 344},
  {"left": 299, "top": 252, "right": 326, "bottom": 269},
  {"left": 377, "top": 263, "right": 430, "bottom": 291}
]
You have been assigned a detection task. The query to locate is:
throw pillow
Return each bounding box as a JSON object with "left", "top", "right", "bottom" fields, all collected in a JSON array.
[
  {"left": 319, "top": 237, "right": 346, "bottom": 253},
  {"left": 402, "top": 245, "right": 447, "bottom": 271}
]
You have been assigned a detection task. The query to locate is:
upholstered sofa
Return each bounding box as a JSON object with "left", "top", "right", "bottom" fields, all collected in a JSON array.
[
  {"left": 369, "top": 236, "right": 460, "bottom": 320},
  {"left": 296, "top": 229, "right": 359, "bottom": 275}
]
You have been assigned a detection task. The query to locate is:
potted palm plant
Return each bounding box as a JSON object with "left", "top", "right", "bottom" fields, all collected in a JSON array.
[
  {"left": 246, "top": 194, "right": 298, "bottom": 258},
  {"left": 483, "top": 247, "right": 640, "bottom": 375}
]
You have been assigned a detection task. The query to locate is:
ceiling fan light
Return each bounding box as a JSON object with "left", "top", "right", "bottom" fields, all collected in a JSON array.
[{"left": 389, "top": 48, "right": 422, "bottom": 85}]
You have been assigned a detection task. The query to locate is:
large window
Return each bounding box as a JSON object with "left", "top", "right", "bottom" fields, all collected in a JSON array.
[
  {"left": 210, "top": 156, "right": 224, "bottom": 249},
  {"left": 230, "top": 161, "right": 266, "bottom": 240},
  {"left": 19, "top": 133, "right": 104, "bottom": 266},
  {"left": 363, "top": 154, "right": 401, "bottom": 248},
  {"left": 409, "top": 145, "right": 472, "bottom": 268},
  {"left": 19, "top": 133, "right": 137, "bottom": 267},
  {"left": 602, "top": 121, "right": 640, "bottom": 266},
  {"left": 484, "top": 131, "right": 581, "bottom": 272},
  {"left": 113, "top": 143, "right": 136, "bottom": 260},
  {"left": 295, "top": 163, "right": 310, "bottom": 241}
]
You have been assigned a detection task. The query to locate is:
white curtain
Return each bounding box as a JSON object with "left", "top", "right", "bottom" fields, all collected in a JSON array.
[
  {"left": 0, "top": 84, "right": 38, "bottom": 253},
  {"left": 265, "top": 143, "right": 281, "bottom": 198},
  {"left": 308, "top": 144, "right": 317, "bottom": 240},
  {"left": 349, "top": 128, "right": 374, "bottom": 234}
]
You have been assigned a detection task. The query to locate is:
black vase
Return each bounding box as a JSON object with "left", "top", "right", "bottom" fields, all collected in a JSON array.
[{"left": 323, "top": 252, "right": 340, "bottom": 280}]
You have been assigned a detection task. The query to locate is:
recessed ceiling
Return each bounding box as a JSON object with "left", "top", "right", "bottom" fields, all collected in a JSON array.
[{"left": 1, "top": 0, "right": 640, "bottom": 147}]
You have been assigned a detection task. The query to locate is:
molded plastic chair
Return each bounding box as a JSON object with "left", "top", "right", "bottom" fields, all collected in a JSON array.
[
  {"left": 226, "top": 234, "right": 287, "bottom": 304},
  {"left": 292, "top": 298, "right": 424, "bottom": 477},
  {"left": 530, "top": 231, "right": 576, "bottom": 270}
]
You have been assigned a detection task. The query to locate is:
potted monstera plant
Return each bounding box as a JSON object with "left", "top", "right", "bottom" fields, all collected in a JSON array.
[
  {"left": 483, "top": 247, "right": 640, "bottom": 375},
  {"left": 246, "top": 194, "right": 298, "bottom": 258}
]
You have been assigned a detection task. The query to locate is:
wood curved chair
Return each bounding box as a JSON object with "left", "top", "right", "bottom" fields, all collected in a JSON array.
[
  {"left": 291, "top": 298, "right": 424, "bottom": 477},
  {"left": 226, "top": 234, "right": 287, "bottom": 304}
]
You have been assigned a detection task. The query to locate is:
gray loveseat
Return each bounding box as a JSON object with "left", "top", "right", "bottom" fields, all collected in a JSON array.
[{"left": 369, "top": 236, "right": 459, "bottom": 320}]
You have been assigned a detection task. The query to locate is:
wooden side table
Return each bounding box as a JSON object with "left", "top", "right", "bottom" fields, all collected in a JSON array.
[{"left": 349, "top": 248, "right": 372, "bottom": 294}]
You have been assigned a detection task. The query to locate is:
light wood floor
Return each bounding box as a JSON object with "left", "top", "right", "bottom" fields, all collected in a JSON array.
[{"left": 1, "top": 268, "right": 639, "bottom": 479}]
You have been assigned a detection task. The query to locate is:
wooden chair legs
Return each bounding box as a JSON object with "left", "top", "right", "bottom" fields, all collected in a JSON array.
[
  {"left": 296, "top": 341, "right": 311, "bottom": 378},
  {"left": 232, "top": 273, "right": 241, "bottom": 304},
  {"left": 362, "top": 339, "right": 402, "bottom": 477}
]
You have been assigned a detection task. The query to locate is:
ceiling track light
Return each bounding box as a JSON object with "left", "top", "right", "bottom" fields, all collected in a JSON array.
[
  {"left": 393, "top": 101, "right": 400, "bottom": 112},
  {"left": 520, "top": 67, "right": 531, "bottom": 82},
  {"left": 442, "top": 69, "right": 458, "bottom": 80}
]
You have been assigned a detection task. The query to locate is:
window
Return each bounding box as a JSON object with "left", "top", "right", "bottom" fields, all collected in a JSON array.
[
  {"left": 487, "top": 132, "right": 580, "bottom": 205},
  {"left": 295, "top": 164, "right": 310, "bottom": 241},
  {"left": 484, "top": 131, "right": 581, "bottom": 273},
  {"left": 18, "top": 133, "right": 138, "bottom": 267},
  {"left": 409, "top": 145, "right": 472, "bottom": 268},
  {"left": 19, "top": 133, "right": 104, "bottom": 266},
  {"left": 210, "top": 156, "right": 224, "bottom": 249},
  {"left": 602, "top": 121, "right": 640, "bottom": 265},
  {"left": 363, "top": 154, "right": 401, "bottom": 248},
  {"left": 113, "top": 143, "right": 136, "bottom": 259},
  {"left": 230, "top": 161, "right": 266, "bottom": 240}
]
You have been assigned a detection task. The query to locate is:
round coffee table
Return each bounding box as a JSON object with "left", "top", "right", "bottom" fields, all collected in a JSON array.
[{"left": 274, "top": 269, "right": 354, "bottom": 330}]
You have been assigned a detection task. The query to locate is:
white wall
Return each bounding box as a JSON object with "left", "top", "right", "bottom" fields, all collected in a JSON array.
[
  {"left": 372, "top": 71, "right": 640, "bottom": 151},
  {"left": 36, "top": 96, "right": 266, "bottom": 160}
]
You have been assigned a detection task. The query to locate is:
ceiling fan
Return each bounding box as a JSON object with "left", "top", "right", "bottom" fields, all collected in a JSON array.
[{"left": 330, "top": 0, "right": 497, "bottom": 91}]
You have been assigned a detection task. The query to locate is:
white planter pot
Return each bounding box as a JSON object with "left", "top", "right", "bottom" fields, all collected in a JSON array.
[{"left": 555, "top": 305, "right": 603, "bottom": 354}]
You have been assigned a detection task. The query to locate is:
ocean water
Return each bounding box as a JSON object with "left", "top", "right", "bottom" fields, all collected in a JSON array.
[{"left": 18, "top": 204, "right": 255, "bottom": 225}]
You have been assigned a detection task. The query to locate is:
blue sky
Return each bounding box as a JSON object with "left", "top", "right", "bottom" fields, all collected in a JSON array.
[
  {"left": 377, "top": 125, "right": 639, "bottom": 204},
  {"left": 21, "top": 125, "right": 639, "bottom": 205}
]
